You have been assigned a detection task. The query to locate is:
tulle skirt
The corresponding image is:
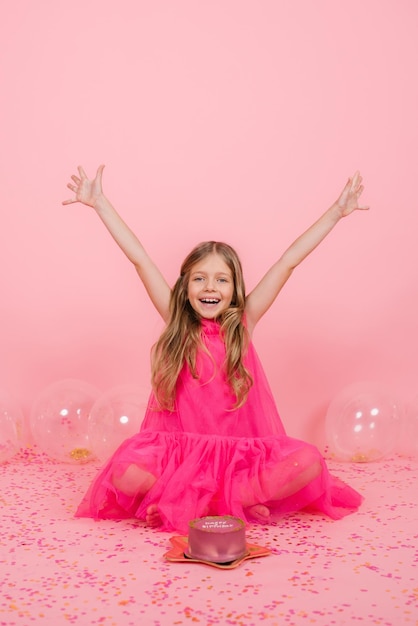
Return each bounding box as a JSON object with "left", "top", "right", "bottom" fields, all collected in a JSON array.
[{"left": 76, "top": 430, "right": 363, "bottom": 533}]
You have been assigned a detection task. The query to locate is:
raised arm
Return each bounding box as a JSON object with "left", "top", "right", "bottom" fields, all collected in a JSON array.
[
  {"left": 245, "top": 171, "right": 369, "bottom": 333},
  {"left": 63, "top": 165, "right": 171, "bottom": 322}
]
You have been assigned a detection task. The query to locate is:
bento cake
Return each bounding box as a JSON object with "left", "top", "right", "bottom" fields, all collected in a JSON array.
[{"left": 187, "top": 515, "right": 246, "bottom": 563}]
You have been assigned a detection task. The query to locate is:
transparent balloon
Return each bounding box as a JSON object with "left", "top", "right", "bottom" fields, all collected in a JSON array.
[
  {"left": 30, "top": 379, "right": 100, "bottom": 464},
  {"left": 325, "top": 381, "right": 401, "bottom": 462},
  {"left": 397, "top": 395, "right": 418, "bottom": 458},
  {"left": 0, "top": 389, "right": 23, "bottom": 463},
  {"left": 88, "top": 384, "right": 150, "bottom": 461}
]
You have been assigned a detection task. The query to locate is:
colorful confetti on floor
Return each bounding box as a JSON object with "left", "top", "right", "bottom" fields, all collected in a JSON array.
[{"left": 0, "top": 449, "right": 417, "bottom": 626}]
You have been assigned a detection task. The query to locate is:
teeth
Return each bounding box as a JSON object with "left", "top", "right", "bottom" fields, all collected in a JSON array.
[{"left": 201, "top": 299, "right": 220, "bottom": 304}]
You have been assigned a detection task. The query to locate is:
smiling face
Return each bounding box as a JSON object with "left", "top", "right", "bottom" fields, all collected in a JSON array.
[{"left": 187, "top": 252, "right": 235, "bottom": 319}]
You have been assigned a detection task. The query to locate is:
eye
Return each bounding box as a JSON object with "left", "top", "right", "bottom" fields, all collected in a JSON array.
[
  {"left": 217, "top": 278, "right": 228, "bottom": 283},
  {"left": 193, "top": 276, "right": 204, "bottom": 282}
]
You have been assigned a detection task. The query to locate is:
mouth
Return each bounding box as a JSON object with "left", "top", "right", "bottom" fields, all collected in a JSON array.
[{"left": 199, "top": 298, "right": 221, "bottom": 305}]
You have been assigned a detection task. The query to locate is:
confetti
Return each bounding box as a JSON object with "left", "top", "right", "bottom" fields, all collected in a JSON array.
[{"left": 0, "top": 448, "right": 417, "bottom": 625}]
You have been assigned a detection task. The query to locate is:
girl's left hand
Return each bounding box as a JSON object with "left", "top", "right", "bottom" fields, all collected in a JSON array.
[
  {"left": 336, "top": 171, "right": 369, "bottom": 217},
  {"left": 62, "top": 165, "right": 105, "bottom": 209}
]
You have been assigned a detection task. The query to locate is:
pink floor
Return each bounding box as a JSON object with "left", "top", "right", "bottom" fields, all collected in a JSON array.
[{"left": 1, "top": 449, "right": 417, "bottom": 626}]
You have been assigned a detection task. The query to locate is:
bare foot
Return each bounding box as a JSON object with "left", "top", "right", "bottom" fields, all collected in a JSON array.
[
  {"left": 146, "top": 504, "right": 162, "bottom": 528},
  {"left": 249, "top": 504, "right": 271, "bottom": 522}
]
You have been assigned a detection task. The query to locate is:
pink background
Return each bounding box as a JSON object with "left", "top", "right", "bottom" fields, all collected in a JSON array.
[{"left": 1, "top": 0, "right": 417, "bottom": 446}]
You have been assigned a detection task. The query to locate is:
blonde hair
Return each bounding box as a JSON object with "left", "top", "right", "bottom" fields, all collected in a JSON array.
[{"left": 151, "top": 241, "right": 253, "bottom": 410}]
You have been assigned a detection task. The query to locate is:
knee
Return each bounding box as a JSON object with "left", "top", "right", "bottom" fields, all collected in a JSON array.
[
  {"left": 113, "top": 464, "right": 157, "bottom": 497},
  {"left": 306, "top": 459, "right": 323, "bottom": 481}
]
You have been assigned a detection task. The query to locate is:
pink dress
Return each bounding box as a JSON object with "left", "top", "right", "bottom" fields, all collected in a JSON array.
[{"left": 76, "top": 319, "right": 362, "bottom": 532}]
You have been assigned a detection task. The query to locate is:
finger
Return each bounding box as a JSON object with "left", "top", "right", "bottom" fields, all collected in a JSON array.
[
  {"left": 96, "top": 163, "right": 105, "bottom": 183},
  {"left": 67, "top": 183, "right": 77, "bottom": 192},
  {"left": 341, "top": 177, "right": 352, "bottom": 195},
  {"left": 62, "top": 198, "right": 77, "bottom": 205},
  {"left": 352, "top": 171, "right": 363, "bottom": 193},
  {"left": 78, "top": 165, "right": 88, "bottom": 179},
  {"left": 71, "top": 175, "right": 81, "bottom": 184}
]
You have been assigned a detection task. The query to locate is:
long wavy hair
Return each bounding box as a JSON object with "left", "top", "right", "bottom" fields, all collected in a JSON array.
[{"left": 151, "top": 241, "right": 253, "bottom": 410}]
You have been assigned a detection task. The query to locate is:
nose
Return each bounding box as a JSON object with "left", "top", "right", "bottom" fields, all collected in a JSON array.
[{"left": 205, "top": 278, "right": 216, "bottom": 291}]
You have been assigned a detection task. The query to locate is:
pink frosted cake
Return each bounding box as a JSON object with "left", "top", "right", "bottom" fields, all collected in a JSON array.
[{"left": 187, "top": 516, "right": 247, "bottom": 563}]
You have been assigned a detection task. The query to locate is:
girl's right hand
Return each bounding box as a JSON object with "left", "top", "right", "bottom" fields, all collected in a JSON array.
[{"left": 62, "top": 164, "right": 105, "bottom": 208}]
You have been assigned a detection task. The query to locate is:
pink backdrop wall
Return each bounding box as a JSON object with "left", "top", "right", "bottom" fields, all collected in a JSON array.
[{"left": 1, "top": 0, "right": 417, "bottom": 447}]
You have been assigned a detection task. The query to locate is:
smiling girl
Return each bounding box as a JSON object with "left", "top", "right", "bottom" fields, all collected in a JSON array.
[{"left": 63, "top": 165, "right": 367, "bottom": 532}]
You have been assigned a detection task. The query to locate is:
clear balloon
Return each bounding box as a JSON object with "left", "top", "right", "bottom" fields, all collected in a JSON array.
[
  {"left": 30, "top": 379, "right": 100, "bottom": 464},
  {"left": 325, "top": 381, "right": 401, "bottom": 462},
  {"left": 0, "top": 389, "right": 23, "bottom": 463},
  {"left": 397, "top": 395, "right": 418, "bottom": 458},
  {"left": 88, "top": 384, "right": 150, "bottom": 461}
]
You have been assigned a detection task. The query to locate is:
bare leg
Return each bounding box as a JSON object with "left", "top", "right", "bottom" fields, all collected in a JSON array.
[
  {"left": 113, "top": 464, "right": 157, "bottom": 497},
  {"left": 243, "top": 453, "right": 323, "bottom": 512},
  {"left": 113, "top": 464, "right": 164, "bottom": 527},
  {"left": 263, "top": 460, "right": 323, "bottom": 501}
]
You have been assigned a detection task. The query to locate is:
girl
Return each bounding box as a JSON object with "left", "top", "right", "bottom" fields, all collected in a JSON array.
[{"left": 63, "top": 166, "right": 367, "bottom": 532}]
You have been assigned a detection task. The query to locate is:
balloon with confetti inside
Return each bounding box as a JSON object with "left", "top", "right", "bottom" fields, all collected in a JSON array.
[
  {"left": 30, "top": 379, "right": 100, "bottom": 464},
  {"left": 0, "top": 389, "right": 23, "bottom": 463},
  {"left": 325, "top": 381, "right": 401, "bottom": 462},
  {"left": 88, "top": 384, "right": 149, "bottom": 461}
]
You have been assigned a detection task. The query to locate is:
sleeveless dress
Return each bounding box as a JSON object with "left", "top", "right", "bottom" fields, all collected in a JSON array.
[{"left": 76, "top": 319, "right": 362, "bottom": 532}]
